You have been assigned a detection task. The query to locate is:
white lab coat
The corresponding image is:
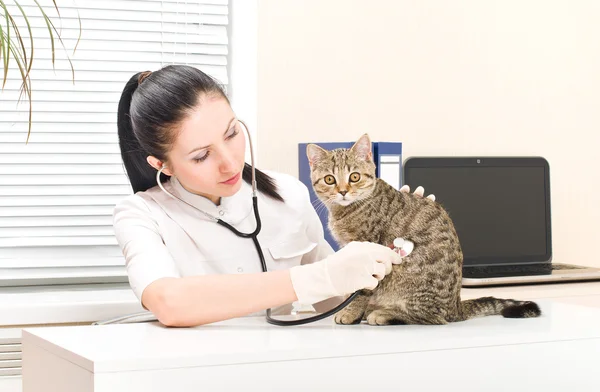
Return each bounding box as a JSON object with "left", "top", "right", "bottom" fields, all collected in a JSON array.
[{"left": 112, "top": 170, "right": 334, "bottom": 304}]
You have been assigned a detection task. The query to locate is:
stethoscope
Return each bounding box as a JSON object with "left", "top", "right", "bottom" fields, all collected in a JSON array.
[{"left": 154, "top": 119, "right": 360, "bottom": 326}]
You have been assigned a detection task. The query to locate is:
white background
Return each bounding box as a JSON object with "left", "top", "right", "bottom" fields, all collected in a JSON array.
[{"left": 256, "top": 0, "right": 600, "bottom": 269}]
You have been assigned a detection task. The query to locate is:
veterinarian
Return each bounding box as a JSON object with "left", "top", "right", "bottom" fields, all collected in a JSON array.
[{"left": 113, "top": 65, "right": 434, "bottom": 327}]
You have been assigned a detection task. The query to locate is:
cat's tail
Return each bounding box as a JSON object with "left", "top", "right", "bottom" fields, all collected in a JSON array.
[{"left": 457, "top": 296, "right": 541, "bottom": 321}]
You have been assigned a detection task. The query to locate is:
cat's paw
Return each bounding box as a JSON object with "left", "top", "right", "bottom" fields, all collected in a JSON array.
[
  {"left": 334, "top": 309, "right": 363, "bottom": 325},
  {"left": 366, "top": 310, "right": 397, "bottom": 326}
]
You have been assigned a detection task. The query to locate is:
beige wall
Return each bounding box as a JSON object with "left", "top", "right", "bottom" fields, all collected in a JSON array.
[{"left": 256, "top": 0, "right": 600, "bottom": 267}]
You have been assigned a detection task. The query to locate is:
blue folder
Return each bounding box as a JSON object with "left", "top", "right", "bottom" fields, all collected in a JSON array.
[{"left": 298, "top": 141, "right": 402, "bottom": 251}]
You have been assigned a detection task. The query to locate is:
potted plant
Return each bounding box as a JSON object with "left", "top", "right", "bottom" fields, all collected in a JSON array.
[{"left": 0, "top": 0, "right": 80, "bottom": 142}]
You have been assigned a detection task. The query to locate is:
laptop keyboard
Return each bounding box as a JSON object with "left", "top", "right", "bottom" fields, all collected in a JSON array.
[
  {"left": 463, "top": 263, "right": 590, "bottom": 278},
  {"left": 463, "top": 263, "right": 552, "bottom": 278}
]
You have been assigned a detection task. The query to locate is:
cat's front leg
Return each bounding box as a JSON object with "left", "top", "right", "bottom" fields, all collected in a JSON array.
[
  {"left": 334, "top": 290, "right": 371, "bottom": 325},
  {"left": 366, "top": 308, "right": 408, "bottom": 326},
  {"left": 363, "top": 303, "right": 376, "bottom": 320}
]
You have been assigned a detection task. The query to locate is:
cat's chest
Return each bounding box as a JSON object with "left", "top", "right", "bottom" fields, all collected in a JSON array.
[{"left": 329, "top": 212, "right": 383, "bottom": 245}]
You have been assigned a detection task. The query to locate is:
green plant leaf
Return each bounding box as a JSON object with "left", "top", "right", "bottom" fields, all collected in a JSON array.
[
  {"left": 0, "top": 15, "right": 5, "bottom": 90},
  {"left": 47, "top": 16, "right": 74, "bottom": 83},
  {"left": 8, "top": 13, "right": 27, "bottom": 81},
  {"left": 34, "top": 0, "right": 75, "bottom": 83},
  {"left": 13, "top": 0, "right": 33, "bottom": 78},
  {"left": 0, "top": 0, "right": 10, "bottom": 88},
  {"left": 51, "top": 0, "right": 60, "bottom": 18},
  {"left": 1, "top": 0, "right": 80, "bottom": 140},
  {"left": 11, "top": 1, "right": 32, "bottom": 105},
  {"left": 5, "top": 31, "right": 32, "bottom": 142},
  {"left": 1, "top": 6, "right": 27, "bottom": 105},
  {"left": 32, "top": 0, "right": 55, "bottom": 66},
  {"left": 74, "top": 5, "right": 81, "bottom": 55}
]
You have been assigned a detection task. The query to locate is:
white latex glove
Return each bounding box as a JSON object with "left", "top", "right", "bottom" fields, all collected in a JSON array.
[
  {"left": 400, "top": 185, "right": 436, "bottom": 201},
  {"left": 289, "top": 241, "right": 402, "bottom": 305}
]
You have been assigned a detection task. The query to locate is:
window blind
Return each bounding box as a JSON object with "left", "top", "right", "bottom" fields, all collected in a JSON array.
[{"left": 0, "top": 0, "right": 229, "bottom": 286}]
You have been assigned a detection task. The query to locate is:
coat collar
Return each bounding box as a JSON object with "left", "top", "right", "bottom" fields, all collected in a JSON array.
[{"left": 167, "top": 175, "right": 254, "bottom": 226}]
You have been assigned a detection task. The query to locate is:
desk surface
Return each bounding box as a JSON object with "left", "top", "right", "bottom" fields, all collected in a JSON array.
[{"left": 22, "top": 290, "right": 600, "bottom": 374}]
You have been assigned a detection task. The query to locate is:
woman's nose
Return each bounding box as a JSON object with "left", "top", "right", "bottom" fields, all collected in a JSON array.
[{"left": 219, "top": 150, "right": 237, "bottom": 172}]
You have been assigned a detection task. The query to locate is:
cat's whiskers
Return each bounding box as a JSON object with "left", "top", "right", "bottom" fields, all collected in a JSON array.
[
  {"left": 311, "top": 197, "right": 325, "bottom": 208},
  {"left": 313, "top": 195, "right": 335, "bottom": 216}
]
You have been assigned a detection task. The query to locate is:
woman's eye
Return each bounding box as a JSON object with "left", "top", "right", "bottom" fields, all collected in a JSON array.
[
  {"left": 324, "top": 175, "right": 336, "bottom": 185},
  {"left": 227, "top": 127, "right": 239, "bottom": 139},
  {"left": 194, "top": 151, "right": 209, "bottom": 162},
  {"left": 349, "top": 172, "right": 361, "bottom": 182}
]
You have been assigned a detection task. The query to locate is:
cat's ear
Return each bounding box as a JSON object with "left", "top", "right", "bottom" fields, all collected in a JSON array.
[
  {"left": 306, "top": 144, "right": 328, "bottom": 167},
  {"left": 350, "top": 133, "right": 372, "bottom": 161}
]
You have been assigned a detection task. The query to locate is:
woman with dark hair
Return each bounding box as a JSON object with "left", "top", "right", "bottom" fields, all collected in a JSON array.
[{"left": 114, "top": 65, "right": 428, "bottom": 327}]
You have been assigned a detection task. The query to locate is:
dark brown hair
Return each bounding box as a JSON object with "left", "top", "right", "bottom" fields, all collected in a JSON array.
[{"left": 117, "top": 64, "right": 282, "bottom": 202}]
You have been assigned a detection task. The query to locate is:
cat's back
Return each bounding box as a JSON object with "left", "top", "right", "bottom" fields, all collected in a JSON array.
[{"left": 374, "top": 179, "right": 458, "bottom": 241}]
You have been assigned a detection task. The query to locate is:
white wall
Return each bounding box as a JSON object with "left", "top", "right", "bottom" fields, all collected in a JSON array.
[
  {"left": 257, "top": 0, "right": 600, "bottom": 267},
  {"left": 229, "top": 0, "right": 258, "bottom": 164}
]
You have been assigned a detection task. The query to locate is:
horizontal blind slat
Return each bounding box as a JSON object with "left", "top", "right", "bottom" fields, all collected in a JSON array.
[
  {"left": 0, "top": 155, "right": 124, "bottom": 164},
  {"left": 0, "top": 236, "right": 118, "bottom": 248},
  {"left": 1, "top": 216, "right": 114, "bottom": 227},
  {"left": 0, "top": 185, "right": 131, "bottom": 195},
  {"left": 0, "top": 194, "right": 127, "bottom": 206},
  {"left": 0, "top": 27, "right": 226, "bottom": 44},
  {"left": 0, "top": 91, "right": 120, "bottom": 103},
  {"left": 0, "top": 246, "right": 123, "bottom": 259},
  {"left": 0, "top": 226, "right": 116, "bottom": 237},
  {"left": 1, "top": 175, "right": 129, "bottom": 186},
  {"left": 8, "top": 17, "right": 227, "bottom": 33},
  {"left": 0, "top": 257, "right": 124, "bottom": 268},
  {"left": 9, "top": 8, "right": 225, "bottom": 25},
  {"left": 1, "top": 58, "right": 228, "bottom": 73},
  {"left": 19, "top": 39, "right": 228, "bottom": 55},
  {"left": 0, "top": 124, "right": 116, "bottom": 134},
  {"left": 0, "top": 49, "right": 228, "bottom": 65},
  {"left": 1, "top": 64, "right": 228, "bottom": 84},
  {"left": 0, "top": 80, "right": 125, "bottom": 93},
  {"left": 0, "top": 134, "right": 119, "bottom": 144},
  {"left": 1, "top": 102, "right": 121, "bottom": 114},
  {"left": 0, "top": 205, "right": 115, "bottom": 217},
  {"left": 0, "top": 144, "right": 120, "bottom": 153}
]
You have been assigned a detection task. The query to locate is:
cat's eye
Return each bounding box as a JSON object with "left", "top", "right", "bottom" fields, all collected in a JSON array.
[
  {"left": 324, "top": 175, "right": 336, "bottom": 185},
  {"left": 349, "top": 172, "right": 361, "bottom": 183}
]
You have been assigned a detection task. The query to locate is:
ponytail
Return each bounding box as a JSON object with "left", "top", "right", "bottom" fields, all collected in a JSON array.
[
  {"left": 117, "top": 72, "right": 169, "bottom": 194},
  {"left": 242, "top": 164, "right": 284, "bottom": 202}
]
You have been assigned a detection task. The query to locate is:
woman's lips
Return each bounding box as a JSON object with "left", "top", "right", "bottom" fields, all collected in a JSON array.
[{"left": 221, "top": 172, "right": 241, "bottom": 185}]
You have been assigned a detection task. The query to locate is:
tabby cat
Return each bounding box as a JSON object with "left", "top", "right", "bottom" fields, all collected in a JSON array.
[{"left": 306, "top": 134, "right": 541, "bottom": 325}]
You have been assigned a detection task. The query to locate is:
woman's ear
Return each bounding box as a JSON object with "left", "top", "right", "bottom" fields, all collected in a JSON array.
[{"left": 147, "top": 156, "right": 172, "bottom": 176}]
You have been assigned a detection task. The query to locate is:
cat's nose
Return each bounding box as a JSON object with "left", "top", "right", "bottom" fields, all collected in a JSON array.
[{"left": 339, "top": 190, "right": 348, "bottom": 196}]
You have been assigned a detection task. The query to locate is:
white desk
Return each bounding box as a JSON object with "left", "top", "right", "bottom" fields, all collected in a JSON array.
[{"left": 21, "top": 284, "right": 600, "bottom": 392}]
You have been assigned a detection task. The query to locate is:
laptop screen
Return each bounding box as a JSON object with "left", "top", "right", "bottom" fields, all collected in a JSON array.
[{"left": 403, "top": 158, "right": 551, "bottom": 267}]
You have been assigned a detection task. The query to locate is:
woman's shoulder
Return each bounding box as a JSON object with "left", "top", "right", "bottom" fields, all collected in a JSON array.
[
  {"left": 258, "top": 170, "right": 314, "bottom": 214},
  {"left": 262, "top": 170, "right": 311, "bottom": 201},
  {"left": 112, "top": 184, "right": 166, "bottom": 223}
]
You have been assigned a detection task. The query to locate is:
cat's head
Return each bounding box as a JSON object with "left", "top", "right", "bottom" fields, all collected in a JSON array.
[{"left": 306, "top": 134, "right": 377, "bottom": 207}]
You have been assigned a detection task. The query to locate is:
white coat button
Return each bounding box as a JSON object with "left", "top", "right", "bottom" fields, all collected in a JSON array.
[
  {"left": 237, "top": 267, "right": 243, "bottom": 273},
  {"left": 219, "top": 210, "right": 225, "bottom": 216}
]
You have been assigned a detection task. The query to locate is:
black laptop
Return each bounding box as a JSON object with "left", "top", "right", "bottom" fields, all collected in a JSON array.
[{"left": 403, "top": 157, "right": 600, "bottom": 287}]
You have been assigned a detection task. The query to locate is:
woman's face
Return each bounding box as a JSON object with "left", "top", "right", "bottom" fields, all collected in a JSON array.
[{"left": 162, "top": 95, "right": 246, "bottom": 204}]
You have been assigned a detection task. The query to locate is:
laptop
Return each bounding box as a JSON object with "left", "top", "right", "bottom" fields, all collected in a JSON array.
[{"left": 402, "top": 156, "right": 600, "bottom": 287}]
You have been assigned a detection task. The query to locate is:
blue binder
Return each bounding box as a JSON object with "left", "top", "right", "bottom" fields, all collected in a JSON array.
[{"left": 298, "top": 141, "right": 402, "bottom": 251}]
